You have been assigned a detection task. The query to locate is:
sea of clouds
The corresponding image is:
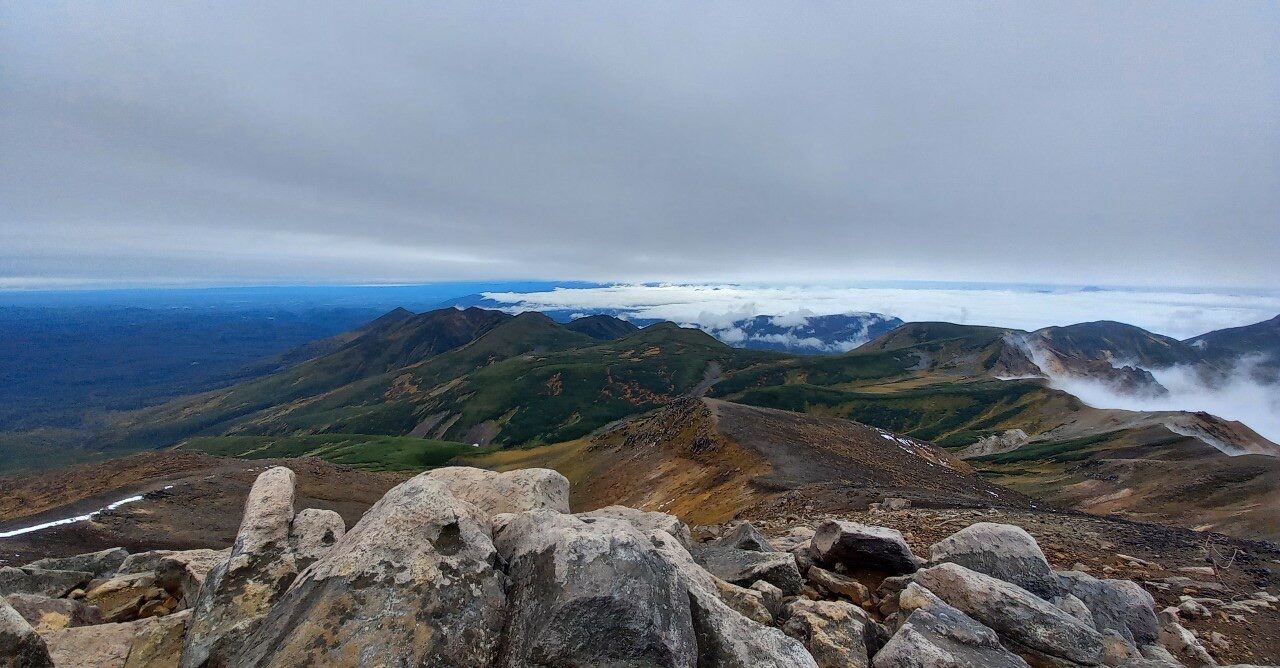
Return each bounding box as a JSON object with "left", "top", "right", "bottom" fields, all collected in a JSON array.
[{"left": 481, "top": 283, "right": 1280, "bottom": 340}]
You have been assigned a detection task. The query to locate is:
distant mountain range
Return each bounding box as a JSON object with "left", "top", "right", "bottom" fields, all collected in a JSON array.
[
  {"left": 3, "top": 303, "right": 1278, "bottom": 539},
  {"left": 440, "top": 293, "right": 902, "bottom": 353}
]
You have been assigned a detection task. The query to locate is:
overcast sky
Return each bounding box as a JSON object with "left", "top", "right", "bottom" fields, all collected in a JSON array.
[{"left": 2, "top": 2, "right": 1278, "bottom": 289}]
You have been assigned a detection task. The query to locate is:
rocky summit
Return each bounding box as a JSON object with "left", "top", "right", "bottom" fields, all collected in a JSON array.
[{"left": 2, "top": 465, "right": 1271, "bottom": 667}]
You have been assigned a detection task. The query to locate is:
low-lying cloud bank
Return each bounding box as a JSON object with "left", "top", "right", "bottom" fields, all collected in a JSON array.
[{"left": 482, "top": 283, "right": 1280, "bottom": 340}]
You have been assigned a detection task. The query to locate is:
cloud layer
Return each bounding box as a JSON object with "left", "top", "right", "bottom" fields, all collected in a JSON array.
[
  {"left": 482, "top": 284, "right": 1280, "bottom": 340},
  {"left": 2, "top": 3, "right": 1278, "bottom": 287}
]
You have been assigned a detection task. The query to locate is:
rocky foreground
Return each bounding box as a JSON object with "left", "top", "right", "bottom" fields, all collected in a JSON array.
[{"left": 1, "top": 465, "right": 1274, "bottom": 667}]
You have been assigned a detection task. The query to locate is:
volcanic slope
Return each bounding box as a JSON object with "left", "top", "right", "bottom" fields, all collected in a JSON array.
[{"left": 462, "top": 397, "right": 1035, "bottom": 525}]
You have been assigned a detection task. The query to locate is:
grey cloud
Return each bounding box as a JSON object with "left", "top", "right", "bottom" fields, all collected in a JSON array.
[{"left": 2, "top": 2, "right": 1278, "bottom": 286}]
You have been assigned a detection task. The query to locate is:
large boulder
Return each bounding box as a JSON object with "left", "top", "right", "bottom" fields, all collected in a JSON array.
[
  {"left": 780, "top": 599, "right": 871, "bottom": 668},
  {"left": 287, "top": 508, "right": 345, "bottom": 570},
  {"left": 647, "top": 529, "right": 818, "bottom": 668},
  {"left": 228, "top": 474, "right": 507, "bottom": 667},
  {"left": 1056, "top": 570, "right": 1160, "bottom": 647},
  {"left": 915, "top": 563, "right": 1104, "bottom": 666},
  {"left": 873, "top": 602, "right": 1030, "bottom": 668},
  {"left": 0, "top": 566, "right": 93, "bottom": 598},
  {"left": 927, "top": 523, "right": 1058, "bottom": 598},
  {"left": 578, "top": 505, "right": 694, "bottom": 549},
  {"left": 0, "top": 597, "right": 54, "bottom": 668},
  {"left": 494, "top": 509, "right": 697, "bottom": 667},
  {"left": 24, "top": 547, "right": 129, "bottom": 579},
  {"left": 810, "top": 521, "right": 921, "bottom": 575},
  {"left": 5, "top": 593, "right": 102, "bottom": 632},
  {"left": 426, "top": 466, "right": 570, "bottom": 516},
  {"left": 693, "top": 544, "right": 804, "bottom": 596},
  {"left": 42, "top": 612, "right": 188, "bottom": 668},
  {"left": 181, "top": 466, "right": 299, "bottom": 667}
]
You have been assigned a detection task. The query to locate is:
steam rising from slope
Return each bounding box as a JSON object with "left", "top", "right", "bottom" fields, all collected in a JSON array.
[{"left": 1014, "top": 335, "right": 1280, "bottom": 445}]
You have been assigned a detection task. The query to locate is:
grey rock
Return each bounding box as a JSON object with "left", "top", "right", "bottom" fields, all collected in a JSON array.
[
  {"left": 494, "top": 509, "right": 696, "bottom": 668},
  {"left": 873, "top": 603, "right": 1030, "bottom": 668},
  {"left": 915, "top": 563, "right": 1104, "bottom": 665},
  {"left": 0, "top": 567, "right": 93, "bottom": 598},
  {"left": 287, "top": 507, "right": 345, "bottom": 570},
  {"left": 181, "top": 466, "right": 299, "bottom": 668},
  {"left": 693, "top": 544, "right": 804, "bottom": 596},
  {"left": 751, "top": 580, "right": 785, "bottom": 617},
  {"left": 811, "top": 521, "right": 921, "bottom": 575},
  {"left": 5, "top": 593, "right": 102, "bottom": 632},
  {"left": 230, "top": 473, "right": 507, "bottom": 667},
  {"left": 426, "top": 465, "right": 570, "bottom": 516},
  {"left": 0, "top": 597, "right": 54, "bottom": 668},
  {"left": 1054, "top": 593, "right": 1097, "bottom": 629},
  {"left": 578, "top": 504, "right": 693, "bottom": 549},
  {"left": 716, "top": 522, "right": 776, "bottom": 552},
  {"left": 928, "top": 523, "right": 1059, "bottom": 598},
  {"left": 151, "top": 549, "right": 229, "bottom": 609},
  {"left": 715, "top": 579, "right": 774, "bottom": 625},
  {"left": 772, "top": 527, "right": 817, "bottom": 553},
  {"left": 781, "top": 599, "right": 871, "bottom": 668},
  {"left": 1155, "top": 607, "right": 1215, "bottom": 668},
  {"left": 1056, "top": 570, "right": 1160, "bottom": 646},
  {"left": 647, "top": 529, "right": 818, "bottom": 668},
  {"left": 24, "top": 547, "right": 129, "bottom": 580}
]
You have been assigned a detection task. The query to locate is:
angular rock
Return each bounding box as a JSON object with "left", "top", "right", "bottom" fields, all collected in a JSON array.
[
  {"left": 44, "top": 620, "right": 136, "bottom": 668},
  {"left": 287, "top": 507, "right": 345, "bottom": 570},
  {"left": 773, "top": 526, "right": 817, "bottom": 553},
  {"left": 1155, "top": 607, "right": 1215, "bottom": 668},
  {"left": 915, "top": 563, "right": 1104, "bottom": 665},
  {"left": 5, "top": 593, "right": 102, "bottom": 632},
  {"left": 84, "top": 572, "right": 161, "bottom": 623},
  {"left": 151, "top": 549, "right": 229, "bottom": 609},
  {"left": 781, "top": 599, "right": 871, "bottom": 668},
  {"left": 25, "top": 547, "right": 129, "bottom": 580},
  {"left": 647, "top": 529, "right": 818, "bottom": 668},
  {"left": 715, "top": 578, "right": 773, "bottom": 625},
  {"left": 231, "top": 474, "right": 507, "bottom": 667},
  {"left": 578, "top": 504, "right": 693, "bottom": 549},
  {"left": 873, "top": 602, "right": 1030, "bottom": 668},
  {"left": 751, "top": 580, "right": 785, "bottom": 617},
  {"left": 181, "top": 466, "right": 298, "bottom": 667},
  {"left": 898, "top": 582, "right": 946, "bottom": 614},
  {"left": 1056, "top": 570, "right": 1160, "bottom": 646},
  {"left": 928, "top": 523, "right": 1058, "bottom": 598},
  {"left": 426, "top": 465, "right": 570, "bottom": 516},
  {"left": 125, "top": 610, "right": 190, "bottom": 668},
  {"left": 811, "top": 521, "right": 921, "bottom": 575},
  {"left": 808, "top": 566, "right": 872, "bottom": 607},
  {"left": 716, "top": 522, "right": 776, "bottom": 552},
  {"left": 0, "top": 597, "right": 54, "bottom": 668},
  {"left": 877, "top": 574, "right": 916, "bottom": 617},
  {"left": 494, "top": 509, "right": 695, "bottom": 667},
  {"left": 0, "top": 566, "right": 93, "bottom": 598},
  {"left": 693, "top": 544, "right": 803, "bottom": 595}
]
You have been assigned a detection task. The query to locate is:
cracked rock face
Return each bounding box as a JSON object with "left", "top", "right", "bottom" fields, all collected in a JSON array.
[
  {"left": 181, "top": 466, "right": 299, "bottom": 668},
  {"left": 873, "top": 602, "right": 1029, "bottom": 668},
  {"left": 426, "top": 466, "right": 570, "bottom": 517},
  {"left": 927, "top": 523, "right": 1059, "bottom": 599},
  {"left": 914, "top": 563, "right": 1104, "bottom": 666},
  {"left": 0, "top": 598, "right": 53, "bottom": 668},
  {"left": 493, "top": 510, "right": 697, "bottom": 668},
  {"left": 229, "top": 474, "right": 507, "bottom": 667}
]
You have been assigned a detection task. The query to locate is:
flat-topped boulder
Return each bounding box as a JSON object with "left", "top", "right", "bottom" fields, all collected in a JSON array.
[
  {"left": 24, "top": 548, "right": 129, "bottom": 580},
  {"left": 426, "top": 466, "right": 570, "bottom": 516},
  {"left": 4, "top": 593, "right": 102, "bottom": 632},
  {"left": 0, "top": 567, "right": 92, "bottom": 599},
  {"left": 693, "top": 544, "right": 804, "bottom": 596},
  {"left": 810, "top": 521, "right": 922, "bottom": 576},
  {"left": 873, "top": 602, "right": 1030, "bottom": 668},
  {"left": 578, "top": 505, "right": 693, "bottom": 549},
  {"left": 927, "top": 523, "right": 1058, "bottom": 598}
]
